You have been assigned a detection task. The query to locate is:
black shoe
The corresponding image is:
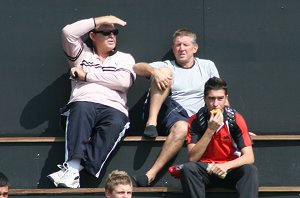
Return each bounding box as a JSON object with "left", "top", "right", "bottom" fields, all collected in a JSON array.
[
  {"left": 143, "top": 125, "right": 158, "bottom": 138},
  {"left": 132, "top": 175, "right": 150, "bottom": 187}
]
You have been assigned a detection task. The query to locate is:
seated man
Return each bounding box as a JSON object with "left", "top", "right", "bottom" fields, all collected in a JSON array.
[
  {"left": 180, "top": 77, "right": 258, "bottom": 198},
  {"left": 105, "top": 170, "right": 133, "bottom": 198},
  {"left": 0, "top": 171, "right": 8, "bottom": 198},
  {"left": 133, "top": 28, "right": 219, "bottom": 186},
  {"left": 47, "top": 15, "right": 136, "bottom": 188}
]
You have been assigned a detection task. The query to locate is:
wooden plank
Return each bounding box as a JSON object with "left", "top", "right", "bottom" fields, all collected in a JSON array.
[
  {"left": 8, "top": 186, "right": 300, "bottom": 195},
  {"left": 0, "top": 135, "right": 300, "bottom": 143},
  {"left": 125, "top": 135, "right": 300, "bottom": 141},
  {"left": 9, "top": 188, "right": 105, "bottom": 195},
  {"left": 259, "top": 186, "right": 300, "bottom": 192},
  {"left": 251, "top": 135, "right": 300, "bottom": 141},
  {"left": 0, "top": 137, "right": 64, "bottom": 143}
]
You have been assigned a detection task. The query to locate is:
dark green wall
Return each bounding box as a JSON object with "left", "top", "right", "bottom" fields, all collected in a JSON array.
[{"left": 1, "top": 0, "right": 299, "bottom": 136}]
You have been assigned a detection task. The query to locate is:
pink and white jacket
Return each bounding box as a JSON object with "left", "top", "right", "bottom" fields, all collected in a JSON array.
[{"left": 61, "top": 18, "right": 136, "bottom": 116}]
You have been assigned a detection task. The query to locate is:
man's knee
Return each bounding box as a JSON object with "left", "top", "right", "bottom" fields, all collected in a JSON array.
[
  {"left": 169, "top": 121, "right": 188, "bottom": 140},
  {"left": 109, "top": 119, "right": 126, "bottom": 129},
  {"left": 150, "top": 67, "right": 173, "bottom": 88},
  {"left": 240, "top": 164, "right": 258, "bottom": 182},
  {"left": 159, "top": 67, "right": 173, "bottom": 76},
  {"left": 181, "top": 162, "right": 198, "bottom": 175},
  {"left": 181, "top": 162, "right": 207, "bottom": 181},
  {"left": 242, "top": 164, "right": 257, "bottom": 174}
]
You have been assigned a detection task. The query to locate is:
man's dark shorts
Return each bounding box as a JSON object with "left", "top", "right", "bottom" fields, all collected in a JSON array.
[{"left": 143, "top": 95, "right": 189, "bottom": 135}]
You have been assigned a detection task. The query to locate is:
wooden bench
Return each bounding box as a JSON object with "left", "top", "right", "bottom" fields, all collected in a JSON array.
[
  {"left": 8, "top": 186, "right": 300, "bottom": 195},
  {"left": 1, "top": 134, "right": 300, "bottom": 143}
]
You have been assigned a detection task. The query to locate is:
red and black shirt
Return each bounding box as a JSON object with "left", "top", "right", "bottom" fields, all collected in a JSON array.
[{"left": 187, "top": 107, "right": 252, "bottom": 163}]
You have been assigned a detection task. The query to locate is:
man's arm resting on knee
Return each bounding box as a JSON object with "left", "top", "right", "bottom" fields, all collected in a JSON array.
[{"left": 133, "top": 62, "right": 172, "bottom": 91}]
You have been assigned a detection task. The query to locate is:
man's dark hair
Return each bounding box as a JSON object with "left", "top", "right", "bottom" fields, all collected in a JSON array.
[
  {"left": 0, "top": 171, "right": 8, "bottom": 187},
  {"left": 204, "top": 77, "right": 228, "bottom": 97}
]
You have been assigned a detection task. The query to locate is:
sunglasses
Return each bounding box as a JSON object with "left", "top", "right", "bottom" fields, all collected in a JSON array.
[
  {"left": 0, "top": 192, "right": 8, "bottom": 197},
  {"left": 93, "top": 29, "right": 119, "bottom": 36}
]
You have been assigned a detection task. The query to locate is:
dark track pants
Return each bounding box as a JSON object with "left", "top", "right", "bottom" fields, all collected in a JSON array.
[
  {"left": 64, "top": 101, "right": 128, "bottom": 177},
  {"left": 180, "top": 161, "right": 258, "bottom": 198}
]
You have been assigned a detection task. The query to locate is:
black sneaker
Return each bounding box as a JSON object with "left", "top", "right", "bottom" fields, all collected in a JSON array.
[
  {"left": 143, "top": 125, "right": 158, "bottom": 138},
  {"left": 132, "top": 175, "right": 150, "bottom": 187}
]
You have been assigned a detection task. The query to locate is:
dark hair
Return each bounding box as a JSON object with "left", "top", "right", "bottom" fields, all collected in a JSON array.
[
  {"left": 0, "top": 171, "right": 8, "bottom": 187},
  {"left": 204, "top": 77, "right": 228, "bottom": 97}
]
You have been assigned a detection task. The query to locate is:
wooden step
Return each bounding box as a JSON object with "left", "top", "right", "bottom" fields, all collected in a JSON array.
[
  {"left": 9, "top": 186, "right": 300, "bottom": 195},
  {"left": 1, "top": 134, "right": 300, "bottom": 143}
]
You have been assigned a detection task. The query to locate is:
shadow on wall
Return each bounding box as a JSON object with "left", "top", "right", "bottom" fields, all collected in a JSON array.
[
  {"left": 17, "top": 73, "right": 72, "bottom": 188},
  {"left": 127, "top": 91, "right": 148, "bottom": 136},
  {"left": 162, "top": 49, "right": 175, "bottom": 61},
  {"left": 19, "top": 73, "right": 71, "bottom": 137}
]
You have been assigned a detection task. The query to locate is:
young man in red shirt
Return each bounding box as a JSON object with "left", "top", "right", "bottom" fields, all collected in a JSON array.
[{"left": 180, "top": 77, "right": 258, "bottom": 198}]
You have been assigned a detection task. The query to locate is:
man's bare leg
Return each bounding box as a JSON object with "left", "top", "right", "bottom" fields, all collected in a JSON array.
[
  {"left": 145, "top": 121, "right": 188, "bottom": 183},
  {"left": 143, "top": 67, "right": 172, "bottom": 137},
  {"left": 146, "top": 81, "right": 170, "bottom": 127}
]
